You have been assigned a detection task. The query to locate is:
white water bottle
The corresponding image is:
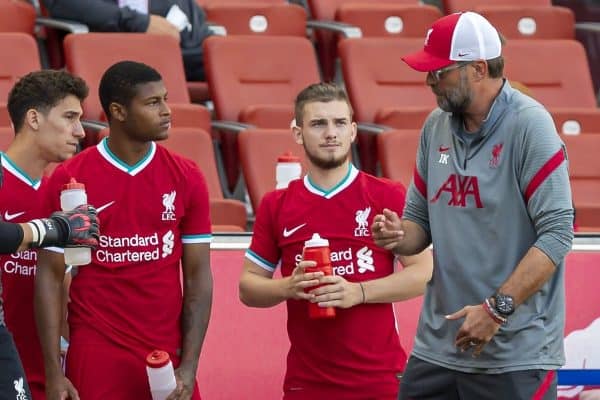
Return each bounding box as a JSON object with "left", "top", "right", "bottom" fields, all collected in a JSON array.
[
  {"left": 146, "top": 350, "right": 177, "bottom": 400},
  {"left": 60, "top": 178, "right": 91, "bottom": 266},
  {"left": 275, "top": 151, "right": 301, "bottom": 189}
]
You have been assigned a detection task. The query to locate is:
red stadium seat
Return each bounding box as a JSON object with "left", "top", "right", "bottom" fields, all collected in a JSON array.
[
  {"left": 0, "top": 126, "right": 13, "bottom": 151},
  {"left": 63, "top": 33, "right": 211, "bottom": 147},
  {"left": 377, "top": 129, "right": 421, "bottom": 188},
  {"left": 203, "top": 35, "right": 319, "bottom": 190},
  {"left": 0, "top": 103, "right": 10, "bottom": 128},
  {"left": 160, "top": 127, "right": 247, "bottom": 232},
  {"left": 339, "top": 37, "right": 435, "bottom": 172},
  {"left": 549, "top": 108, "right": 600, "bottom": 136},
  {"left": 238, "top": 129, "right": 307, "bottom": 213},
  {"left": 307, "top": 0, "right": 416, "bottom": 81},
  {"left": 503, "top": 40, "right": 596, "bottom": 108},
  {"left": 476, "top": 5, "right": 575, "bottom": 40},
  {"left": 444, "top": 0, "right": 551, "bottom": 14},
  {"left": 375, "top": 107, "right": 432, "bottom": 130},
  {"left": 205, "top": 3, "right": 307, "bottom": 36},
  {"left": 562, "top": 135, "right": 600, "bottom": 232},
  {"left": 0, "top": 0, "right": 36, "bottom": 34},
  {"left": 0, "top": 33, "right": 41, "bottom": 104},
  {"left": 336, "top": 4, "right": 442, "bottom": 38},
  {"left": 99, "top": 127, "right": 247, "bottom": 231}
]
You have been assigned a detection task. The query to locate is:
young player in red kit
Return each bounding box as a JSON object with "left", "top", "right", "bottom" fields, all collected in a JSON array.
[
  {"left": 0, "top": 70, "right": 94, "bottom": 400},
  {"left": 35, "top": 61, "right": 213, "bottom": 400},
  {"left": 239, "top": 83, "right": 433, "bottom": 399}
]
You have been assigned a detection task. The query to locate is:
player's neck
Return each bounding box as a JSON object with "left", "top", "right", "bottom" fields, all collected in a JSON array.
[
  {"left": 5, "top": 136, "right": 47, "bottom": 180},
  {"left": 306, "top": 161, "right": 351, "bottom": 191},
  {"left": 104, "top": 134, "right": 152, "bottom": 167}
]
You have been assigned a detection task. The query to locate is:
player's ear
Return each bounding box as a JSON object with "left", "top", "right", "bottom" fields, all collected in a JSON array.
[
  {"left": 109, "top": 102, "right": 127, "bottom": 122},
  {"left": 292, "top": 123, "right": 303, "bottom": 145},
  {"left": 24, "top": 109, "right": 40, "bottom": 131}
]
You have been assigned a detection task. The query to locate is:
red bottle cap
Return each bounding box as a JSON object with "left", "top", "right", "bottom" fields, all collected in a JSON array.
[
  {"left": 277, "top": 151, "right": 300, "bottom": 163},
  {"left": 62, "top": 177, "right": 85, "bottom": 190},
  {"left": 146, "top": 350, "right": 171, "bottom": 368}
]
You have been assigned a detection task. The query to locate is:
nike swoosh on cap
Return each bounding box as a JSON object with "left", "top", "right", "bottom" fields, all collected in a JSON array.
[
  {"left": 283, "top": 223, "right": 306, "bottom": 238},
  {"left": 96, "top": 201, "right": 115, "bottom": 213},
  {"left": 4, "top": 211, "right": 25, "bottom": 221}
]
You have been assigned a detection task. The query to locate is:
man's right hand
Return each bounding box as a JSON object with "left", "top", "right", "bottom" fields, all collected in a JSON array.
[
  {"left": 46, "top": 375, "right": 79, "bottom": 400},
  {"left": 286, "top": 261, "right": 323, "bottom": 301},
  {"left": 147, "top": 15, "right": 181, "bottom": 43},
  {"left": 49, "top": 204, "right": 99, "bottom": 248},
  {"left": 372, "top": 208, "right": 406, "bottom": 252}
]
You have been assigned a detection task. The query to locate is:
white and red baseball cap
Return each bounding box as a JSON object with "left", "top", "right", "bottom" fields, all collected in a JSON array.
[{"left": 402, "top": 12, "right": 502, "bottom": 72}]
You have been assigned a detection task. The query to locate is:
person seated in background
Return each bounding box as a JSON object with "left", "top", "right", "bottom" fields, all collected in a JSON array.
[{"left": 43, "top": 0, "right": 212, "bottom": 81}]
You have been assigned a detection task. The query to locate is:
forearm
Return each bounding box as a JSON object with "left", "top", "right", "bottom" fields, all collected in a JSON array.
[
  {"left": 498, "top": 246, "right": 557, "bottom": 306},
  {"left": 35, "top": 250, "right": 67, "bottom": 378},
  {"left": 239, "top": 270, "right": 291, "bottom": 308},
  {"left": 363, "top": 250, "right": 433, "bottom": 303},
  {"left": 46, "top": 0, "right": 149, "bottom": 32},
  {"left": 393, "top": 219, "right": 430, "bottom": 256},
  {"left": 179, "top": 272, "right": 212, "bottom": 371}
]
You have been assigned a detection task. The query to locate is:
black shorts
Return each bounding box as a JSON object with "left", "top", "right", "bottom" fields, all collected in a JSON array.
[
  {"left": 0, "top": 325, "right": 32, "bottom": 400},
  {"left": 399, "top": 356, "right": 557, "bottom": 400}
]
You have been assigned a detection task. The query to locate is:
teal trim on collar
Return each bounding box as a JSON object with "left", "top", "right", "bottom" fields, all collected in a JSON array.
[
  {"left": 100, "top": 138, "right": 156, "bottom": 175},
  {"left": 1, "top": 152, "right": 41, "bottom": 188},
  {"left": 305, "top": 164, "right": 357, "bottom": 198}
]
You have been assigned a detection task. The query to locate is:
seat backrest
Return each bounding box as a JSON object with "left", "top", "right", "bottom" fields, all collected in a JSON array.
[
  {"left": 476, "top": 5, "right": 575, "bottom": 40},
  {"left": 0, "top": 103, "right": 10, "bottom": 127},
  {"left": 196, "top": 0, "right": 283, "bottom": 6},
  {"left": 0, "top": 0, "right": 36, "bottom": 34},
  {"left": 562, "top": 135, "right": 600, "bottom": 180},
  {"left": 203, "top": 35, "right": 320, "bottom": 121},
  {"left": 308, "top": 0, "right": 416, "bottom": 81},
  {"left": 158, "top": 127, "right": 223, "bottom": 199},
  {"left": 0, "top": 126, "right": 14, "bottom": 151},
  {"left": 238, "top": 128, "right": 307, "bottom": 212},
  {"left": 503, "top": 40, "right": 596, "bottom": 108},
  {"left": 561, "top": 134, "right": 600, "bottom": 231},
  {"left": 444, "top": 0, "right": 551, "bottom": 14},
  {"left": 549, "top": 108, "right": 600, "bottom": 136},
  {"left": 377, "top": 129, "right": 421, "bottom": 188},
  {"left": 336, "top": 4, "right": 442, "bottom": 38},
  {"left": 205, "top": 3, "right": 306, "bottom": 36},
  {"left": 0, "top": 33, "right": 41, "bottom": 103},
  {"left": 339, "top": 37, "right": 436, "bottom": 122},
  {"left": 63, "top": 33, "right": 190, "bottom": 121},
  {"left": 375, "top": 107, "right": 432, "bottom": 130}
]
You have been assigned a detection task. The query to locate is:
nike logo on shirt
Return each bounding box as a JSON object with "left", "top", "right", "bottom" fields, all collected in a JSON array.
[
  {"left": 4, "top": 211, "right": 25, "bottom": 221},
  {"left": 96, "top": 201, "right": 115, "bottom": 214},
  {"left": 283, "top": 223, "right": 306, "bottom": 238}
]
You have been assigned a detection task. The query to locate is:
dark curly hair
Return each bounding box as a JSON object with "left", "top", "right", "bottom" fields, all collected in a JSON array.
[{"left": 7, "top": 69, "right": 88, "bottom": 132}]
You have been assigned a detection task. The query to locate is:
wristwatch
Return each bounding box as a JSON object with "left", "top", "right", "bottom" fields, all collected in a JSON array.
[{"left": 493, "top": 293, "right": 515, "bottom": 317}]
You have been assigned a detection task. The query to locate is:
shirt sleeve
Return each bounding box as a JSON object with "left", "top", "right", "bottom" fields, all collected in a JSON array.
[
  {"left": 245, "top": 191, "right": 281, "bottom": 273},
  {"left": 45, "top": 0, "right": 150, "bottom": 32},
  {"left": 517, "top": 106, "right": 574, "bottom": 266},
  {"left": 180, "top": 161, "right": 211, "bottom": 244},
  {"left": 402, "top": 117, "right": 433, "bottom": 239}
]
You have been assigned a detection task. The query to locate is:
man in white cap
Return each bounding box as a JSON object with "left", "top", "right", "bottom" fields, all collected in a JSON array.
[{"left": 372, "top": 11, "right": 574, "bottom": 400}]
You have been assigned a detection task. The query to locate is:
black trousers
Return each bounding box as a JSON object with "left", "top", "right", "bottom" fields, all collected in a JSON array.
[
  {"left": 399, "top": 356, "right": 557, "bottom": 400},
  {"left": 0, "top": 325, "right": 32, "bottom": 400}
]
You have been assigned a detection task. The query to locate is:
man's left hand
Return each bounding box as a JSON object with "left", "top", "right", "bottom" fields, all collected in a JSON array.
[
  {"left": 309, "top": 275, "right": 363, "bottom": 309},
  {"left": 446, "top": 304, "right": 502, "bottom": 357},
  {"left": 166, "top": 366, "right": 196, "bottom": 400}
]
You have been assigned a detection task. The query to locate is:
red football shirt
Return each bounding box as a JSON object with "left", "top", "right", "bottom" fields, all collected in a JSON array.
[
  {"left": 44, "top": 139, "right": 211, "bottom": 357},
  {"left": 247, "top": 166, "right": 407, "bottom": 399},
  {"left": 0, "top": 154, "right": 49, "bottom": 398}
]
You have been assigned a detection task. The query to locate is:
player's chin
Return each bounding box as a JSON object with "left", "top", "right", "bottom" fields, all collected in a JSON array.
[{"left": 153, "top": 129, "right": 170, "bottom": 142}]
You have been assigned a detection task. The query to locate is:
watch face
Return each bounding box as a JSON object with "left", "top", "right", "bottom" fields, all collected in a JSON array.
[{"left": 494, "top": 294, "right": 515, "bottom": 316}]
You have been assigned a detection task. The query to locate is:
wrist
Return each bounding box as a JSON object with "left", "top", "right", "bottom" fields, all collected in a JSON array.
[
  {"left": 358, "top": 282, "right": 367, "bottom": 305},
  {"left": 482, "top": 298, "right": 507, "bottom": 325}
]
